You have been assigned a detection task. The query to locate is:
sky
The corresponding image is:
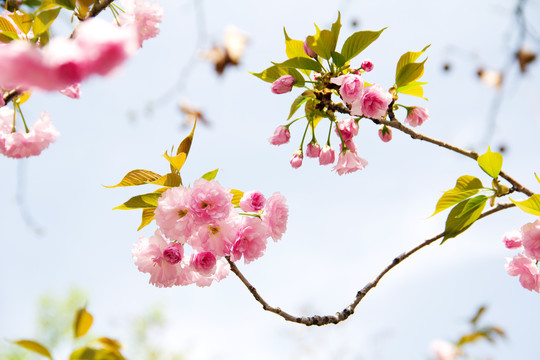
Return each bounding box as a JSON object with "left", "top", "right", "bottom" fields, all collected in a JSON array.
[{"left": 1, "top": 0, "right": 540, "bottom": 359}]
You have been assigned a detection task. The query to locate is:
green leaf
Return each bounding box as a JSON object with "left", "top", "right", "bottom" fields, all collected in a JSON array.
[
  {"left": 0, "top": 17, "right": 18, "bottom": 34},
  {"left": 137, "top": 208, "right": 155, "bottom": 231},
  {"left": 341, "top": 28, "right": 386, "bottom": 62},
  {"left": 395, "top": 45, "right": 430, "bottom": 80},
  {"left": 432, "top": 175, "right": 484, "bottom": 216},
  {"left": 105, "top": 169, "right": 162, "bottom": 188},
  {"left": 396, "top": 81, "right": 428, "bottom": 99},
  {"left": 113, "top": 193, "right": 161, "bottom": 210},
  {"left": 251, "top": 65, "right": 305, "bottom": 87},
  {"left": 288, "top": 94, "right": 310, "bottom": 120},
  {"left": 147, "top": 173, "right": 182, "bottom": 187},
  {"left": 510, "top": 194, "right": 540, "bottom": 216},
  {"left": 273, "top": 57, "right": 323, "bottom": 73},
  {"left": 535, "top": 172, "right": 540, "bottom": 184},
  {"left": 395, "top": 59, "right": 427, "bottom": 87},
  {"left": 477, "top": 146, "right": 503, "bottom": 179},
  {"left": 442, "top": 195, "right": 488, "bottom": 242},
  {"left": 73, "top": 307, "right": 93, "bottom": 339},
  {"left": 306, "top": 25, "right": 336, "bottom": 60},
  {"left": 41, "top": 0, "right": 75, "bottom": 10},
  {"left": 70, "top": 346, "right": 125, "bottom": 360},
  {"left": 12, "top": 340, "right": 53, "bottom": 359},
  {"left": 32, "top": 6, "right": 61, "bottom": 36},
  {"left": 330, "top": 12, "right": 342, "bottom": 42},
  {"left": 283, "top": 28, "right": 309, "bottom": 59},
  {"left": 201, "top": 168, "right": 219, "bottom": 181},
  {"left": 470, "top": 305, "right": 486, "bottom": 326},
  {"left": 331, "top": 51, "right": 346, "bottom": 68},
  {"left": 8, "top": 12, "right": 34, "bottom": 35},
  {"left": 0, "top": 31, "right": 20, "bottom": 42},
  {"left": 230, "top": 189, "right": 244, "bottom": 206},
  {"left": 163, "top": 151, "right": 187, "bottom": 172}
]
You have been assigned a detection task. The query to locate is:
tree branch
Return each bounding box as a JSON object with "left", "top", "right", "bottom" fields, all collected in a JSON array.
[
  {"left": 89, "top": 0, "right": 116, "bottom": 18},
  {"left": 228, "top": 202, "right": 515, "bottom": 326}
]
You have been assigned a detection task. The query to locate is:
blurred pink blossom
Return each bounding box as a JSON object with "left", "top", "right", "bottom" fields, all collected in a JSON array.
[
  {"left": 502, "top": 229, "right": 522, "bottom": 249},
  {"left": 59, "top": 83, "right": 81, "bottom": 99},
  {"left": 118, "top": 0, "right": 163, "bottom": 47},
  {"left": 430, "top": 339, "right": 459, "bottom": 360},
  {"left": 0, "top": 108, "right": 59, "bottom": 158}
]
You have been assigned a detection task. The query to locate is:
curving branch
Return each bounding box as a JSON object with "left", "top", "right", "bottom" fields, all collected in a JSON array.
[
  {"left": 89, "top": 0, "right": 117, "bottom": 18},
  {"left": 227, "top": 202, "right": 515, "bottom": 326}
]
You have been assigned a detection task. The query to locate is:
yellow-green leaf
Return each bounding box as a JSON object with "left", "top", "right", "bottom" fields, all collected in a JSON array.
[
  {"left": 177, "top": 119, "right": 196, "bottom": 156},
  {"left": 251, "top": 65, "right": 305, "bottom": 87},
  {"left": 535, "top": 172, "right": 540, "bottom": 184},
  {"left": 230, "top": 189, "right": 244, "bottom": 206},
  {"left": 477, "top": 146, "right": 503, "bottom": 179},
  {"left": 163, "top": 151, "right": 187, "bottom": 172},
  {"left": 395, "top": 45, "right": 430, "bottom": 80},
  {"left": 442, "top": 195, "right": 488, "bottom": 242},
  {"left": 137, "top": 208, "right": 155, "bottom": 231},
  {"left": 288, "top": 94, "right": 310, "bottom": 120},
  {"left": 113, "top": 193, "right": 161, "bottom": 210},
  {"left": 306, "top": 26, "right": 336, "bottom": 60},
  {"left": 432, "top": 175, "right": 483, "bottom": 216},
  {"left": 341, "top": 28, "right": 386, "bottom": 62},
  {"left": 104, "top": 169, "right": 161, "bottom": 188},
  {"left": 8, "top": 12, "right": 33, "bottom": 35},
  {"left": 510, "top": 194, "right": 540, "bottom": 216},
  {"left": 73, "top": 307, "right": 93, "bottom": 338},
  {"left": 330, "top": 12, "right": 341, "bottom": 42},
  {"left": 32, "top": 6, "right": 61, "bottom": 36},
  {"left": 395, "top": 59, "right": 427, "bottom": 88},
  {"left": 284, "top": 28, "right": 309, "bottom": 59},
  {"left": 201, "top": 169, "right": 219, "bottom": 181},
  {"left": 396, "top": 81, "right": 428, "bottom": 99},
  {"left": 147, "top": 172, "right": 182, "bottom": 187},
  {"left": 0, "top": 17, "right": 18, "bottom": 34},
  {"left": 97, "top": 338, "right": 122, "bottom": 351},
  {"left": 70, "top": 346, "right": 125, "bottom": 360},
  {"left": 12, "top": 340, "right": 53, "bottom": 359},
  {"left": 272, "top": 57, "right": 323, "bottom": 73}
]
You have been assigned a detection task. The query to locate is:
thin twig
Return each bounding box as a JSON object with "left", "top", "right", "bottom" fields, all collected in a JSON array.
[
  {"left": 227, "top": 202, "right": 515, "bottom": 326},
  {"left": 88, "top": 0, "right": 116, "bottom": 18}
]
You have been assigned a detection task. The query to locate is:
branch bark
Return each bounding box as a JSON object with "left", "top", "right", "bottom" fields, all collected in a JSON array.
[{"left": 228, "top": 202, "right": 515, "bottom": 326}]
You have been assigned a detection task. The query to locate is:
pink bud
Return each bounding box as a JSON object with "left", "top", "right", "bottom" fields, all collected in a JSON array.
[
  {"left": 404, "top": 107, "right": 430, "bottom": 127},
  {"left": 163, "top": 243, "right": 183, "bottom": 264},
  {"left": 503, "top": 230, "right": 522, "bottom": 249},
  {"left": 361, "top": 59, "right": 374, "bottom": 72},
  {"left": 268, "top": 125, "right": 291, "bottom": 145},
  {"left": 378, "top": 125, "right": 392, "bottom": 142},
  {"left": 303, "top": 38, "right": 317, "bottom": 58},
  {"left": 239, "top": 190, "right": 266, "bottom": 212},
  {"left": 190, "top": 252, "right": 217, "bottom": 276},
  {"left": 271, "top": 75, "right": 295, "bottom": 94},
  {"left": 306, "top": 142, "right": 321, "bottom": 158},
  {"left": 335, "top": 117, "right": 359, "bottom": 142},
  {"left": 290, "top": 150, "right": 303, "bottom": 169},
  {"left": 319, "top": 145, "right": 336, "bottom": 165}
]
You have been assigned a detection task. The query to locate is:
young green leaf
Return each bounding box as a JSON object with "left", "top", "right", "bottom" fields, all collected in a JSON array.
[
  {"left": 0, "top": 17, "right": 19, "bottom": 34},
  {"left": 288, "top": 95, "right": 310, "bottom": 120},
  {"left": 535, "top": 172, "right": 540, "bottom": 184},
  {"left": 41, "top": 0, "right": 75, "bottom": 10},
  {"left": 272, "top": 57, "right": 323, "bottom": 73},
  {"left": 395, "top": 81, "right": 428, "bottom": 99},
  {"left": 113, "top": 193, "right": 161, "bottom": 210},
  {"left": 510, "top": 194, "right": 540, "bottom": 216},
  {"left": 147, "top": 173, "right": 182, "bottom": 187},
  {"left": 432, "top": 175, "right": 484, "bottom": 216},
  {"left": 104, "top": 169, "right": 162, "bottom": 188},
  {"left": 341, "top": 28, "right": 386, "bottom": 62},
  {"left": 32, "top": 6, "right": 61, "bottom": 36},
  {"left": 477, "top": 146, "right": 503, "bottom": 179},
  {"left": 12, "top": 340, "right": 53, "bottom": 359},
  {"left": 230, "top": 189, "right": 244, "bottom": 206},
  {"left": 163, "top": 151, "right": 187, "bottom": 172},
  {"left": 201, "top": 168, "right": 219, "bottom": 181},
  {"left": 8, "top": 12, "right": 34, "bottom": 35},
  {"left": 73, "top": 307, "right": 93, "bottom": 338},
  {"left": 283, "top": 28, "right": 309, "bottom": 59},
  {"left": 251, "top": 66, "right": 305, "bottom": 86},
  {"left": 69, "top": 346, "right": 125, "bottom": 360},
  {"left": 442, "top": 195, "right": 488, "bottom": 242},
  {"left": 330, "top": 51, "right": 346, "bottom": 68},
  {"left": 395, "top": 59, "right": 427, "bottom": 88},
  {"left": 137, "top": 208, "right": 155, "bottom": 231},
  {"left": 395, "top": 45, "right": 430, "bottom": 79},
  {"left": 0, "top": 31, "right": 20, "bottom": 42},
  {"left": 330, "top": 12, "right": 342, "bottom": 42},
  {"left": 306, "top": 26, "right": 337, "bottom": 60}
]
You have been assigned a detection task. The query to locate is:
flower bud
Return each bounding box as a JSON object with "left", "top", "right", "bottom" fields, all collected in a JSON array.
[
  {"left": 404, "top": 107, "right": 430, "bottom": 127},
  {"left": 290, "top": 150, "right": 303, "bottom": 169},
  {"left": 268, "top": 125, "right": 291, "bottom": 145},
  {"left": 271, "top": 75, "right": 295, "bottom": 94},
  {"left": 306, "top": 141, "right": 321, "bottom": 158},
  {"left": 361, "top": 59, "right": 374, "bottom": 72},
  {"left": 319, "top": 145, "right": 336, "bottom": 165},
  {"left": 303, "top": 38, "right": 317, "bottom": 58},
  {"left": 378, "top": 125, "right": 392, "bottom": 142}
]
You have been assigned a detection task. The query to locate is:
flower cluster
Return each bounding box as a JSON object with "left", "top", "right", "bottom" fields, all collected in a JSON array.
[
  {"left": 503, "top": 219, "right": 540, "bottom": 292},
  {"left": 132, "top": 179, "right": 289, "bottom": 287}
]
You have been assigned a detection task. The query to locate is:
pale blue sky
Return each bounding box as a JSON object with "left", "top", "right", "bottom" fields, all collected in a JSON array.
[{"left": 1, "top": 0, "right": 540, "bottom": 359}]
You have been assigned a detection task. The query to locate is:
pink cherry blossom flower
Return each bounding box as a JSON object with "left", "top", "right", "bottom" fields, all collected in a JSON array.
[
  {"left": 0, "top": 109, "right": 59, "bottom": 158},
  {"left": 271, "top": 75, "right": 295, "bottom": 94},
  {"left": 132, "top": 231, "right": 181, "bottom": 288},
  {"left": 290, "top": 150, "right": 303, "bottom": 169},
  {"left": 330, "top": 74, "right": 363, "bottom": 105},
  {"left": 189, "top": 216, "right": 238, "bottom": 257},
  {"left": 361, "top": 59, "right": 374, "bottom": 72},
  {"left": 505, "top": 253, "right": 540, "bottom": 292},
  {"left": 154, "top": 186, "right": 194, "bottom": 243},
  {"left": 378, "top": 125, "right": 392, "bottom": 142},
  {"left": 430, "top": 339, "right": 459, "bottom": 360},
  {"left": 262, "top": 192, "right": 288, "bottom": 242},
  {"left": 239, "top": 190, "right": 266, "bottom": 212},
  {"left": 404, "top": 106, "right": 429, "bottom": 127},
  {"left": 193, "top": 258, "right": 230, "bottom": 287},
  {"left": 231, "top": 217, "right": 269, "bottom": 264},
  {"left": 335, "top": 117, "right": 359, "bottom": 142},
  {"left": 358, "top": 84, "right": 392, "bottom": 119},
  {"left": 502, "top": 229, "right": 522, "bottom": 249},
  {"left": 118, "top": 0, "right": 164, "bottom": 47},
  {"left": 189, "top": 179, "right": 233, "bottom": 224},
  {"left": 306, "top": 141, "right": 321, "bottom": 158},
  {"left": 332, "top": 149, "right": 368, "bottom": 175},
  {"left": 59, "top": 83, "right": 81, "bottom": 99},
  {"left": 268, "top": 125, "right": 290, "bottom": 145},
  {"left": 521, "top": 220, "right": 540, "bottom": 260},
  {"left": 190, "top": 252, "right": 217, "bottom": 276},
  {"left": 0, "top": 90, "right": 4, "bottom": 108},
  {"left": 303, "top": 38, "right": 317, "bottom": 58},
  {"left": 319, "top": 145, "right": 336, "bottom": 165},
  {"left": 163, "top": 243, "right": 184, "bottom": 264}
]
